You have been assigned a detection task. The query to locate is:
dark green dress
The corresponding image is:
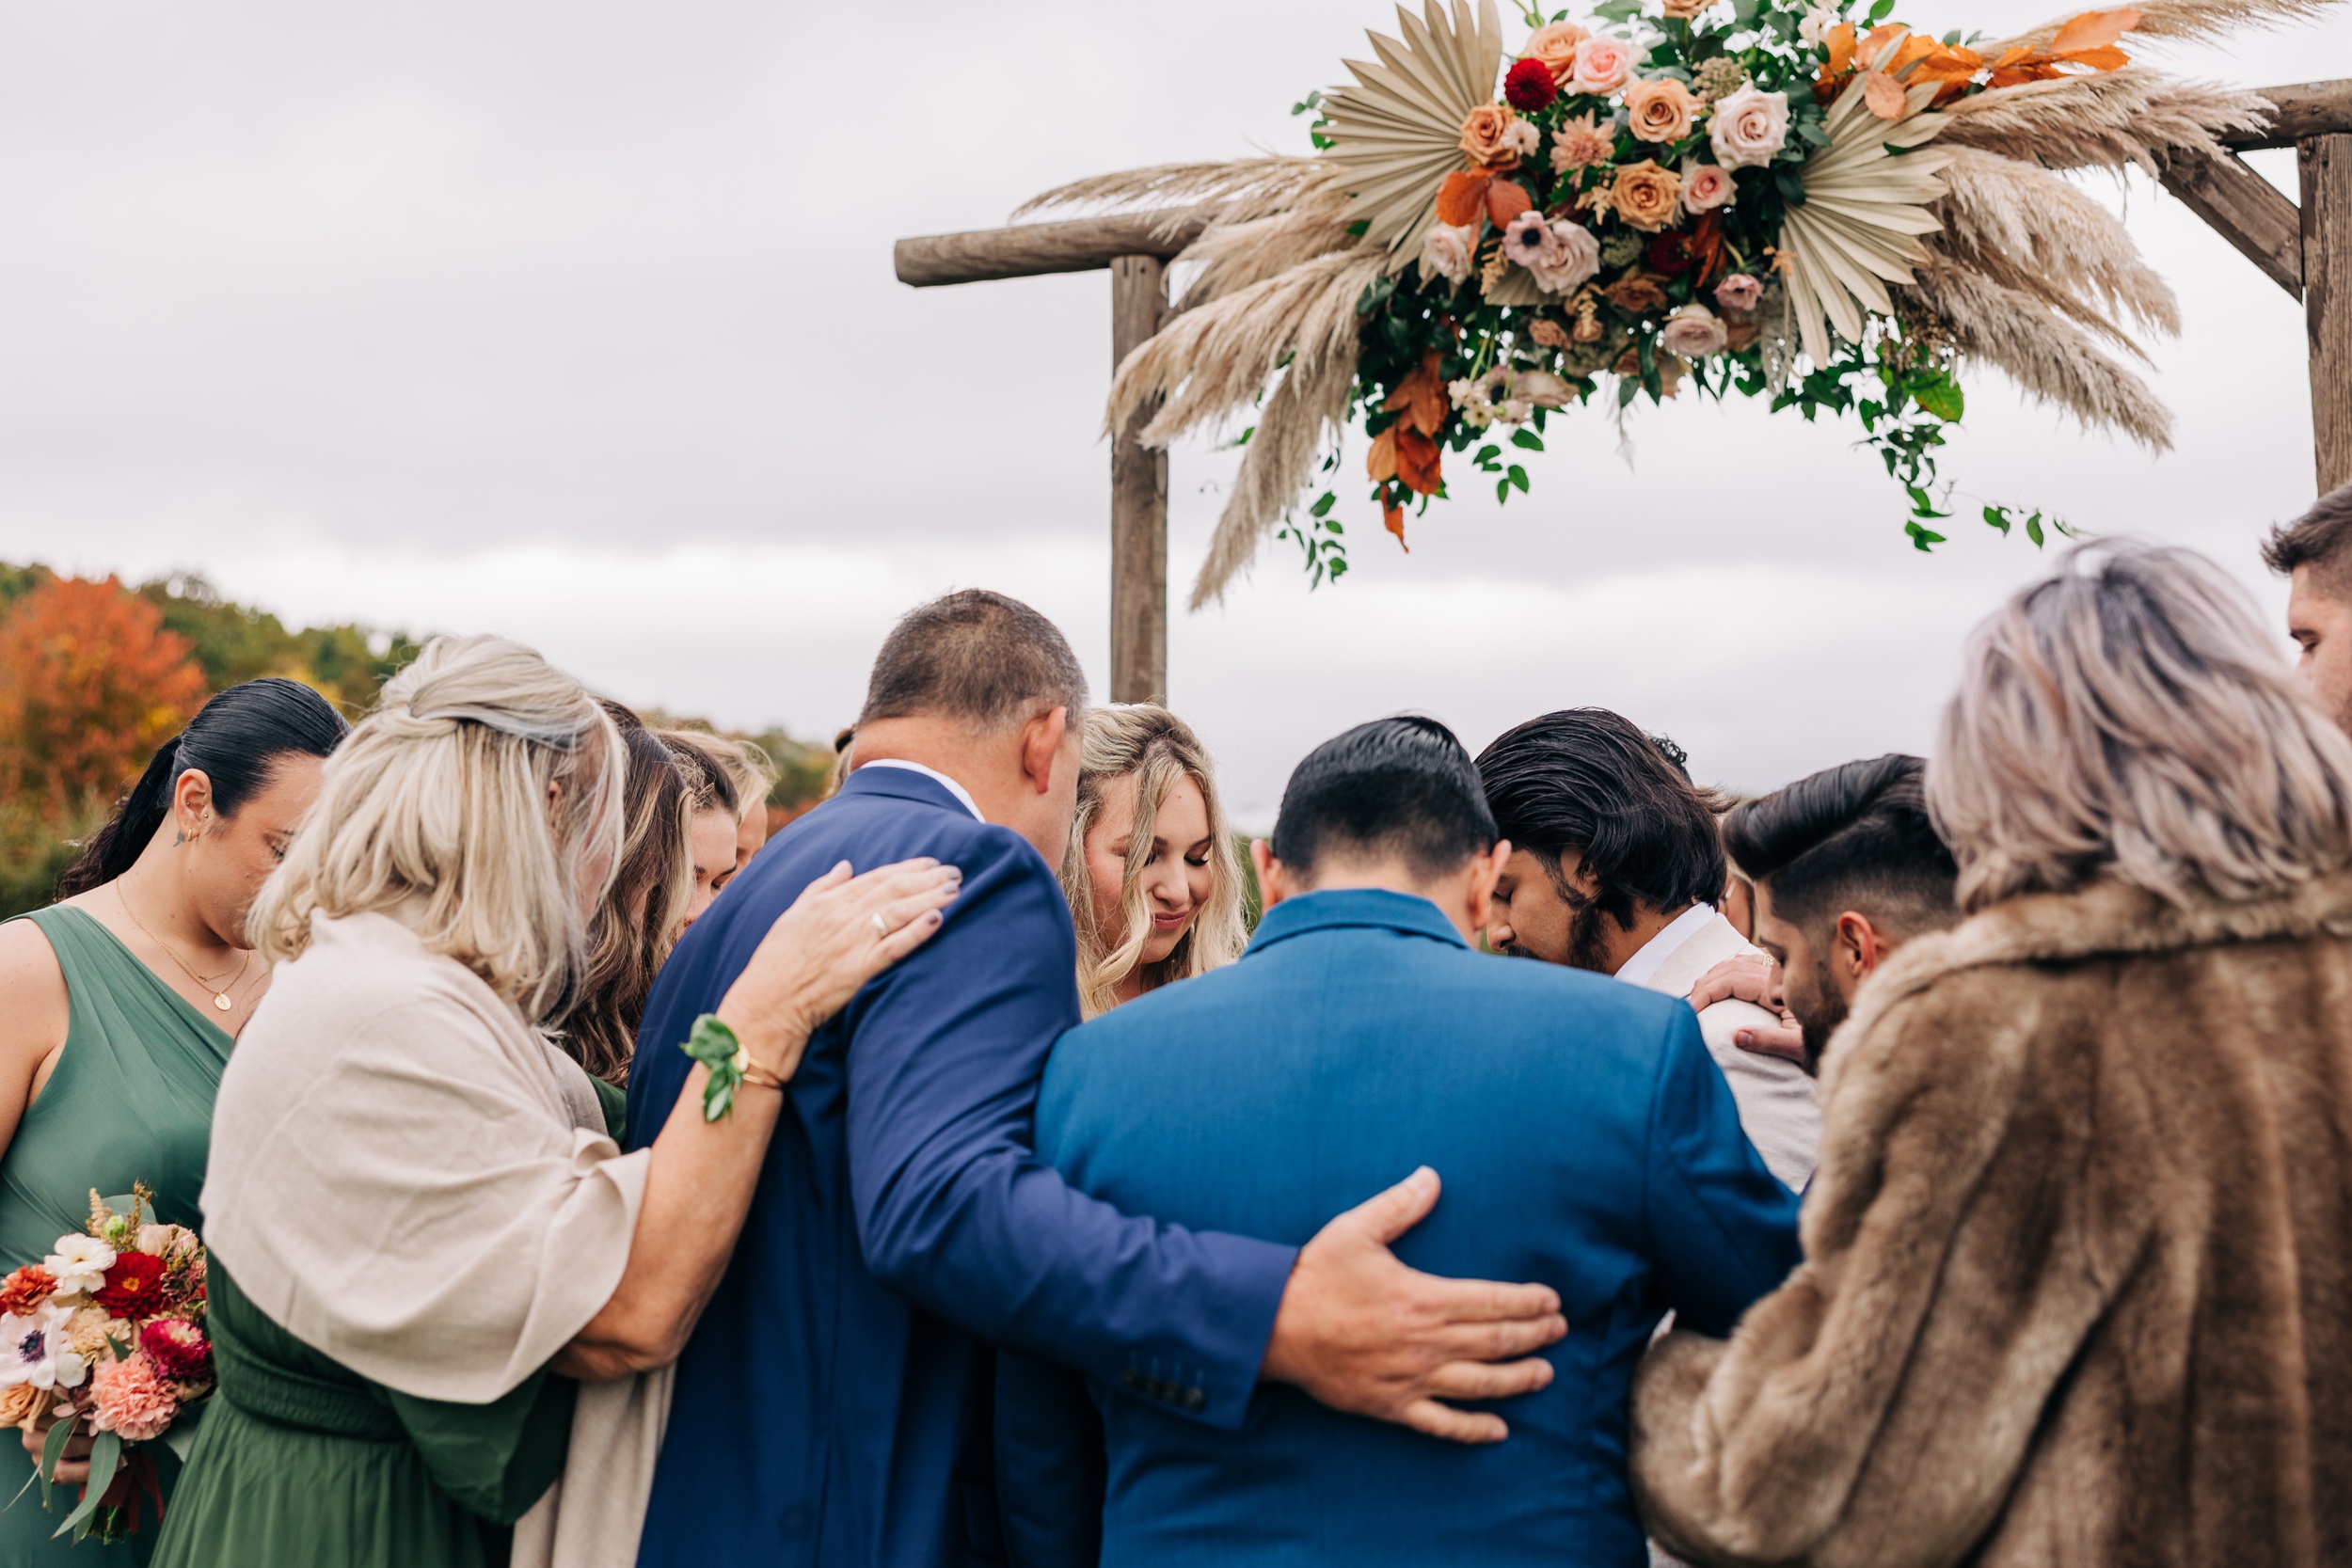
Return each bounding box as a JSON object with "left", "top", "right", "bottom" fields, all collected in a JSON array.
[
  {"left": 0, "top": 908, "right": 229, "bottom": 1566},
  {"left": 145, "top": 1082, "right": 626, "bottom": 1568}
]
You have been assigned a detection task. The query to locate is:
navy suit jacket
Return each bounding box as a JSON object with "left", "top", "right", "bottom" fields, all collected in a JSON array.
[
  {"left": 628, "top": 768, "right": 1296, "bottom": 1568},
  {"left": 995, "top": 889, "right": 1803, "bottom": 1568}
]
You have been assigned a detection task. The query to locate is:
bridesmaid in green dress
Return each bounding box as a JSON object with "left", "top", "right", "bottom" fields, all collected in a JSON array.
[{"left": 0, "top": 678, "right": 347, "bottom": 1566}]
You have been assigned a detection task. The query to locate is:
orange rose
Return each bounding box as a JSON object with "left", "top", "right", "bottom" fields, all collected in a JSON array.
[
  {"left": 1458, "top": 103, "right": 1522, "bottom": 167},
  {"left": 1522, "top": 21, "right": 1587, "bottom": 80},
  {"left": 1661, "top": 0, "right": 1709, "bottom": 16},
  {"left": 1603, "top": 272, "right": 1671, "bottom": 313},
  {"left": 1624, "top": 77, "right": 1706, "bottom": 143},
  {"left": 1602, "top": 161, "right": 1683, "bottom": 231}
]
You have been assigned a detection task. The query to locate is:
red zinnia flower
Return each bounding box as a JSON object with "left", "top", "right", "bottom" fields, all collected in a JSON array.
[
  {"left": 139, "top": 1320, "right": 212, "bottom": 1386},
  {"left": 93, "top": 1253, "right": 167, "bottom": 1320},
  {"left": 0, "top": 1266, "right": 56, "bottom": 1318},
  {"left": 1503, "top": 57, "right": 1558, "bottom": 111},
  {"left": 1646, "top": 230, "right": 1698, "bottom": 277}
]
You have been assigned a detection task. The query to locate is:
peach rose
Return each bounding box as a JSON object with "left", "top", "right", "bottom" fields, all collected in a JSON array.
[
  {"left": 1661, "top": 0, "right": 1711, "bottom": 15},
  {"left": 1709, "top": 83, "right": 1790, "bottom": 169},
  {"left": 1522, "top": 21, "right": 1588, "bottom": 81},
  {"left": 0, "top": 1383, "right": 45, "bottom": 1432},
  {"left": 1550, "top": 113, "right": 1617, "bottom": 173},
  {"left": 1529, "top": 318, "right": 1570, "bottom": 348},
  {"left": 1459, "top": 103, "right": 1522, "bottom": 167},
  {"left": 1660, "top": 303, "right": 1729, "bottom": 358},
  {"left": 1681, "top": 163, "right": 1736, "bottom": 212},
  {"left": 1602, "top": 160, "right": 1682, "bottom": 232},
  {"left": 1566, "top": 36, "right": 1635, "bottom": 96},
  {"left": 1421, "top": 223, "right": 1477, "bottom": 287},
  {"left": 1624, "top": 77, "right": 1706, "bottom": 143}
]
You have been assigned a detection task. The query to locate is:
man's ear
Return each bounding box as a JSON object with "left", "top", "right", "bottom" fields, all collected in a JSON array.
[
  {"left": 1250, "top": 838, "right": 1295, "bottom": 910},
  {"left": 1018, "top": 705, "right": 1070, "bottom": 796},
  {"left": 1833, "top": 910, "right": 1890, "bottom": 978},
  {"left": 1464, "top": 839, "right": 1512, "bottom": 930}
]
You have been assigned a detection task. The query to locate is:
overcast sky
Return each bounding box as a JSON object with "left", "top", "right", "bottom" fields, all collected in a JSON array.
[{"left": 4, "top": 0, "right": 2345, "bottom": 823}]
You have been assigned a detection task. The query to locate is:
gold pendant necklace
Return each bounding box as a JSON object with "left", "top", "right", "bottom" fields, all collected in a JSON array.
[{"left": 116, "top": 881, "right": 249, "bottom": 1012}]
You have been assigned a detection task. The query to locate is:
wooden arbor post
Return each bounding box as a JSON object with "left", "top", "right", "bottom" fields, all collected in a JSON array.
[{"left": 895, "top": 213, "right": 1206, "bottom": 705}]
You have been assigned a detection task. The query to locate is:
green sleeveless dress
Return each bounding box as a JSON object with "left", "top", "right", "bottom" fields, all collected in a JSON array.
[{"left": 0, "top": 907, "right": 231, "bottom": 1566}]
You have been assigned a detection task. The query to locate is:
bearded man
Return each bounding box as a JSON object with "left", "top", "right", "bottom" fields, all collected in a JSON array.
[{"left": 2265, "top": 482, "right": 2352, "bottom": 734}]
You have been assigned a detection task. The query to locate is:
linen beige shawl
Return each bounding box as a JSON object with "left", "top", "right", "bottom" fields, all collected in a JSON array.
[{"left": 203, "top": 910, "right": 661, "bottom": 1562}]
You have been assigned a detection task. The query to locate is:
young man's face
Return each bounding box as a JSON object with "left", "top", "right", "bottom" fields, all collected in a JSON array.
[
  {"left": 1750, "top": 887, "right": 1845, "bottom": 1078},
  {"left": 2287, "top": 564, "right": 2352, "bottom": 736},
  {"left": 1485, "top": 846, "right": 1619, "bottom": 972}
]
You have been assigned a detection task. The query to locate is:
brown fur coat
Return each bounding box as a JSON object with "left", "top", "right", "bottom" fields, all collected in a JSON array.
[{"left": 1630, "top": 869, "right": 2352, "bottom": 1568}]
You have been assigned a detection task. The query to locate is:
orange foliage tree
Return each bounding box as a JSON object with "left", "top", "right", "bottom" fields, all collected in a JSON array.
[{"left": 0, "top": 577, "right": 210, "bottom": 821}]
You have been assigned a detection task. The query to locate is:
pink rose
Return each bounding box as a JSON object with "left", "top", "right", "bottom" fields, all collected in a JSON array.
[
  {"left": 1659, "top": 303, "right": 1729, "bottom": 359},
  {"left": 1681, "top": 163, "right": 1736, "bottom": 213},
  {"left": 1713, "top": 272, "right": 1764, "bottom": 312},
  {"left": 1421, "top": 223, "right": 1476, "bottom": 287},
  {"left": 1567, "top": 36, "right": 1635, "bottom": 97},
  {"left": 1528, "top": 219, "right": 1601, "bottom": 294},
  {"left": 1709, "top": 83, "right": 1789, "bottom": 169}
]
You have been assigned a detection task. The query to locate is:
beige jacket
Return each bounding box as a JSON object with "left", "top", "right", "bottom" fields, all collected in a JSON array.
[
  {"left": 1640, "top": 913, "right": 1820, "bottom": 1191},
  {"left": 1630, "top": 871, "right": 2352, "bottom": 1568}
]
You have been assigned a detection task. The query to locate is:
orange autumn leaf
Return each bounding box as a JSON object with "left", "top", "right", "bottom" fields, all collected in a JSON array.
[
  {"left": 1885, "top": 33, "right": 1940, "bottom": 73},
  {"left": 1366, "top": 428, "right": 1399, "bottom": 483},
  {"left": 1380, "top": 351, "right": 1450, "bottom": 437},
  {"left": 2061, "top": 43, "right": 2130, "bottom": 68},
  {"left": 1486, "top": 180, "right": 1534, "bottom": 228},
  {"left": 2050, "top": 6, "right": 2140, "bottom": 55},
  {"left": 1436, "top": 171, "right": 1492, "bottom": 229},
  {"left": 1384, "top": 501, "right": 1410, "bottom": 549},
  {"left": 1863, "top": 72, "right": 1908, "bottom": 118},
  {"left": 1823, "top": 22, "right": 1857, "bottom": 74},
  {"left": 1393, "top": 425, "right": 1443, "bottom": 495}
]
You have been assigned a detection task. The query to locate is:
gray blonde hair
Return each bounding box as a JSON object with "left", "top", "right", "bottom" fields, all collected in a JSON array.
[
  {"left": 1059, "top": 705, "right": 1247, "bottom": 1018},
  {"left": 1931, "top": 539, "right": 2352, "bottom": 913},
  {"left": 249, "top": 635, "right": 625, "bottom": 1023}
]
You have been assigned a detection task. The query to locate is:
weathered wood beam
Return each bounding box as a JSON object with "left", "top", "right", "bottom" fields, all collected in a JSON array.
[
  {"left": 2162, "top": 149, "right": 2303, "bottom": 298},
  {"left": 894, "top": 211, "right": 1208, "bottom": 289},
  {"left": 2305, "top": 134, "right": 2352, "bottom": 493},
  {"left": 1108, "top": 258, "right": 1169, "bottom": 705},
  {"left": 2224, "top": 80, "right": 2352, "bottom": 151}
]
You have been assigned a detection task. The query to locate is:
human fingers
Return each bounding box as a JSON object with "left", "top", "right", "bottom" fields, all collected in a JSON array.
[
  {"left": 1324, "top": 1166, "right": 1439, "bottom": 1248},
  {"left": 1397, "top": 1399, "right": 1509, "bottom": 1445},
  {"left": 1420, "top": 1354, "right": 1557, "bottom": 1402},
  {"left": 1688, "top": 955, "right": 1774, "bottom": 1011},
  {"left": 49, "top": 1460, "right": 88, "bottom": 1484},
  {"left": 1420, "top": 1311, "right": 1568, "bottom": 1364},
  {"left": 1407, "top": 1271, "right": 1562, "bottom": 1326},
  {"left": 1733, "top": 1015, "right": 1806, "bottom": 1063}
]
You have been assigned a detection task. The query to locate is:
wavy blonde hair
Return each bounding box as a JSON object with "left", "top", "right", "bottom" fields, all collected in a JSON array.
[
  {"left": 1058, "top": 705, "right": 1247, "bottom": 1018},
  {"left": 1931, "top": 539, "right": 2352, "bottom": 913},
  {"left": 249, "top": 635, "right": 625, "bottom": 1023}
]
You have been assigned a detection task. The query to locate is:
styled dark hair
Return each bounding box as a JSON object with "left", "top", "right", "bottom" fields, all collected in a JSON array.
[
  {"left": 2262, "top": 482, "right": 2352, "bottom": 594},
  {"left": 1271, "top": 717, "right": 1497, "bottom": 880},
  {"left": 57, "top": 677, "right": 349, "bottom": 898},
  {"left": 1724, "top": 754, "right": 1958, "bottom": 939},
  {"left": 1475, "top": 708, "right": 1725, "bottom": 929},
  {"left": 858, "top": 589, "right": 1088, "bottom": 731},
  {"left": 554, "top": 701, "right": 690, "bottom": 1085}
]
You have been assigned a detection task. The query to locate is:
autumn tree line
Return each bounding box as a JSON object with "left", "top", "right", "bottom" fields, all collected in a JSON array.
[{"left": 0, "top": 565, "right": 835, "bottom": 917}]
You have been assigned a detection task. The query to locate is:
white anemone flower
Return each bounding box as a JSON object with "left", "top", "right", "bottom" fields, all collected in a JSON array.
[
  {"left": 0, "top": 1303, "right": 89, "bottom": 1392},
  {"left": 43, "top": 1236, "right": 112, "bottom": 1300}
]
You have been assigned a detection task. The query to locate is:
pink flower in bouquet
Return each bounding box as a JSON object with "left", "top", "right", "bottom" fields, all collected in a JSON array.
[
  {"left": 135, "top": 1225, "right": 199, "bottom": 1263},
  {"left": 0, "top": 1302, "right": 87, "bottom": 1392},
  {"left": 1709, "top": 84, "right": 1790, "bottom": 168},
  {"left": 1529, "top": 219, "right": 1601, "bottom": 294},
  {"left": 1682, "top": 163, "right": 1737, "bottom": 213},
  {"left": 89, "top": 1351, "right": 176, "bottom": 1442},
  {"left": 1550, "top": 114, "right": 1617, "bottom": 174},
  {"left": 0, "top": 1267, "right": 56, "bottom": 1318},
  {"left": 1421, "top": 223, "right": 1477, "bottom": 286},
  {"left": 140, "top": 1320, "right": 212, "bottom": 1387},
  {"left": 1714, "top": 272, "right": 1764, "bottom": 311},
  {"left": 1521, "top": 22, "right": 1587, "bottom": 82},
  {"left": 1566, "top": 37, "right": 1635, "bottom": 96},
  {"left": 1661, "top": 302, "right": 1730, "bottom": 358}
]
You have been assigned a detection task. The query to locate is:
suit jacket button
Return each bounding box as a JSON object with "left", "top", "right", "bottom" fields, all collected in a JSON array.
[
  {"left": 1120, "top": 1369, "right": 1144, "bottom": 1391},
  {"left": 1183, "top": 1388, "right": 1206, "bottom": 1413}
]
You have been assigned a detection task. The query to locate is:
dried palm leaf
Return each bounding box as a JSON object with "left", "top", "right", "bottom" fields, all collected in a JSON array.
[
  {"left": 1902, "top": 260, "right": 2173, "bottom": 448},
  {"left": 1937, "top": 68, "right": 2272, "bottom": 171},
  {"left": 1779, "top": 69, "right": 1952, "bottom": 365},
  {"left": 1934, "top": 146, "right": 2178, "bottom": 336},
  {"left": 1323, "top": 0, "right": 1507, "bottom": 265}
]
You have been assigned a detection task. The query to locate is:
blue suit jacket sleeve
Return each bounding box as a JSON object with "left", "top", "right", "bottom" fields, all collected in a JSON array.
[
  {"left": 1643, "top": 1006, "right": 1804, "bottom": 1336},
  {"left": 842, "top": 828, "right": 1295, "bottom": 1431}
]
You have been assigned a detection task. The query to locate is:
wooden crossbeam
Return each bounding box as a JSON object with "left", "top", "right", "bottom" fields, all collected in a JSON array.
[
  {"left": 2162, "top": 150, "right": 2303, "bottom": 298},
  {"left": 2220, "top": 79, "right": 2352, "bottom": 151}
]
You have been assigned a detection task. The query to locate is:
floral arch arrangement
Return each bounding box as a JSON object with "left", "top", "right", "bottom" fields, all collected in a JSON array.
[{"left": 1015, "top": 0, "right": 2302, "bottom": 600}]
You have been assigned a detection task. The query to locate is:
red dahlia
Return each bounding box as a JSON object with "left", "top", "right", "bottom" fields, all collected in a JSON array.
[
  {"left": 93, "top": 1252, "right": 167, "bottom": 1319},
  {"left": 140, "top": 1319, "right": 212, "bottom": 1386},
  {"left": 1503, "top": 57, "right": 1557, "bottom": 111},
  {"left": 1646, "top": 230, "right": 1697, "bottom": 277}
]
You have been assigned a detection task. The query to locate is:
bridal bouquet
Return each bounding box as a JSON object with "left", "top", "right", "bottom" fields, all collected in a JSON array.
[{"left": 0, "top": 1188, "right": 212, "bottom": 1544}]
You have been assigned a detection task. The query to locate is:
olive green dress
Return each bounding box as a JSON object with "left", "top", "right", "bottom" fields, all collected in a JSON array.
[
  {"left": 0, "top": 908, "right": 229, "bottom": 1565},
  {"left": 144, "top": 1083, "right": 626, "bottom": 1568}
]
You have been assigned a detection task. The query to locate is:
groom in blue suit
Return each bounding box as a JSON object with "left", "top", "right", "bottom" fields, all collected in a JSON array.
[
  {"left": 628, "top": 595, "right": 1569, "bottom": 1568},
  {"left": 996, "top": 717, "right": 1803, "bottom": 1567}
]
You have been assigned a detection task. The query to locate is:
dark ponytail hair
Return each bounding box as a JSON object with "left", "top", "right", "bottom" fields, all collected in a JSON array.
[{"left": 56, "top": 677, "right": 351, "bottom": 898}]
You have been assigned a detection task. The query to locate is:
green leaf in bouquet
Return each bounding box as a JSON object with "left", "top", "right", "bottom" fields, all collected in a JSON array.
[
  {"left": 1904, "top": 520, "right": 1947, "bottom": 551},
  {"left": 36, "top": 1412, "right": 77, "bottom": 1508},
  {"left": 1511, "top": 428, "right": 1544, "bottom": 451},
  {"left": 53, "top": 1430, "right": 119, "bottom": 1540},
  {"left": 1913, "top": 375, "right": 1965, "bottom": 422}
]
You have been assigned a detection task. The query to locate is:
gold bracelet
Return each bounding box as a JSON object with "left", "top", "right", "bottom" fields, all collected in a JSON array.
[{"left": 738, "top": 1058, "right": 790, "bottom": 1093}]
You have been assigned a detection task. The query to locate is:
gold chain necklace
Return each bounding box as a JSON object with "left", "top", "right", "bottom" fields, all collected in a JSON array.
[{"left": 116, "top": 880, "right": 250, "bottom": 1013}]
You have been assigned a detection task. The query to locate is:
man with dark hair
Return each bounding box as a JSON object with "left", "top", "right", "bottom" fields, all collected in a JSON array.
[
  {"left": 632, "top": 597, "right": 1566, "bottom": 1568},
  {"left": 2264, "top": 482, "right": 2352, "bottom": 734},
  {"left": 1475, "top": 709, "right": 1819, "bottom": 1189},
  {"left": 1693, "top": 753, "right": 1962, "bottom": 1074},
  {"left": 996, "top": 717, "right": 1801, "bottom": 1568}
]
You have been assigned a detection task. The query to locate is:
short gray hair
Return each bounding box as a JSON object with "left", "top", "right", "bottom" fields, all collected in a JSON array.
[
  {"left": 858, "top": 589, "right": 1088, "bottom": 732},
  {"left": 1931, "top": 539, "right": 2352, "bottom": 912}
]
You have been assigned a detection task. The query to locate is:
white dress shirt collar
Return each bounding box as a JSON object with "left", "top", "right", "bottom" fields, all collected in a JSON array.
[
  {"left": 1613, "top": 900, "right": 1719, "bottom": 990},
  {"left": 852, "top": 758, "right": 985, "bottom": 822}
]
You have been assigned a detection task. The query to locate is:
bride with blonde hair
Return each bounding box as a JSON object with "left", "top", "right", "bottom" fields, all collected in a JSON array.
[{"left": 1059, "top": 705, "right": 1247, "bottom": 1016}]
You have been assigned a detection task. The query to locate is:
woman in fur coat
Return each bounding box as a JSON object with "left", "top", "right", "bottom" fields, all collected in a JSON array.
[{"left": 1631, "top": 540, "right": 2352, "bottom": 1568}]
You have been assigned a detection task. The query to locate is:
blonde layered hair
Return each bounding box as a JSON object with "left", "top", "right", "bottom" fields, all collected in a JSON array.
[
  {"left": 250, "top": 635, "right": 625, "bottom": 1023},
  {"left": 1059, "top": 705, "right": 1247, "bottom": 1018},
  {"left": 1931, "top": 539, "right": 2352, "bottom": 913}
]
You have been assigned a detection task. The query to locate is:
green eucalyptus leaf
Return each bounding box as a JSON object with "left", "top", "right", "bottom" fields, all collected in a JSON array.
[{"left": 1511, "top": 429, "right": 1544, "bottom": 451}]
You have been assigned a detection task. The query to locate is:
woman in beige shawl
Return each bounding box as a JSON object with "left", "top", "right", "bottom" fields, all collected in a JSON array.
[{"left": 151, "top": 634, "right": 959, "bottom": 1568}]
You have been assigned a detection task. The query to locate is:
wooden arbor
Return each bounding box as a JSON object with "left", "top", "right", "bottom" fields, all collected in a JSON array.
[{"left": 895, "top": 78, "right": 2352, "bottom": 705}]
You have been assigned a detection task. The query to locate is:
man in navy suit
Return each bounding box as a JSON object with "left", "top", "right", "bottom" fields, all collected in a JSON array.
[
  {"left": 996, "top": 717, "right": 1803, "bottom": 1567},
  {"left": 628, "top": 594, "right": 1568, "bottom": 1567}
]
